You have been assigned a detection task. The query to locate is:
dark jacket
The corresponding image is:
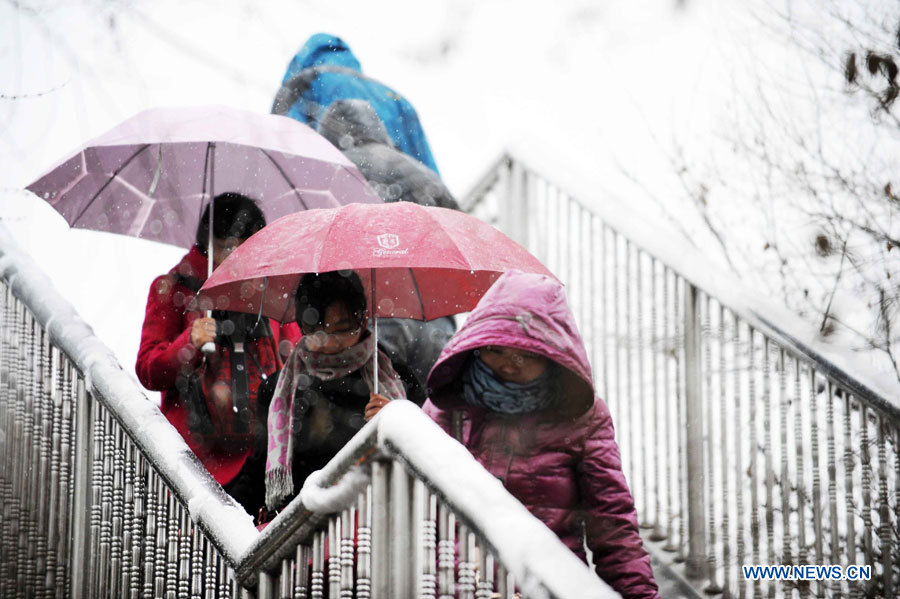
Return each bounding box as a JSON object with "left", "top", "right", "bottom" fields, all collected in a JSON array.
[
  {"left": 317, "top": 99, "right": 458, "bottom": 210},
  {"left": 287, "top": 345, "right": 424, "bottom": 495},
  {"left": 423, "top": 270, "right": 660, "bottom": 599},
  {"left": 272, "top": 33, "right": 439, "bottom": 173},
  {"left": 135, "top": 246, "right": 301, "bottom": 485}
]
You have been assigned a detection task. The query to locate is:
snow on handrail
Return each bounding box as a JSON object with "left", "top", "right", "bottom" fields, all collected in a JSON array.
[
  {"left": 0, "top": 221, "right": 258, "bottom": 566},
  {"left": 466, "top": 148, "right": 900, "bottom": 420},
  {"left": 240, "top": 400, "right": 619, "bottom": 599}
]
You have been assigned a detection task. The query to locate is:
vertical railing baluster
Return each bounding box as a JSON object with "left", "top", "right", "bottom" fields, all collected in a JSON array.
[
  {"left": 843, "top": 393, "right": 857, "bottom": 599},
  {"left": 0, "top": 287, "right": 12, "bottom": 599},
  {"left": 703, "top": 295, "right": 721, "bottom": 593},
  {"left": 719, "top": 304, "right": 731, "bottom": 595},
  {"left": 281, "top": 557, "right": 294, "bottom": 599},
  {"left": 877, "top": 417, "right": 893, "bottom": 599},
  {"left": 733, "top": 314, "right": 746, "bottom": 599},
  {"left": 778, "top": 349, "right": 791, "bottom": 574},
  {"left": 663, "top": 267, "right": 678, "bottom": 553},
  {"left": 165, "top": 492, "right": 179, "bottom": 599},
  {"left": 295, "top": 543, "right": 310, "bottom": 599},
  {"left": 793, "top": 358, "right": 809, "bottom": 599},
  {"left": 417, "top": 483, "right": 436, "bottom": 599},
  {"left": 311, "top": 531, "right": 325, "bottom": 599},
  {"left": 110, "top": 424, "right": 125, "bottom": 598},
  {"left": 70, "top": 377, "right": 91, "bottom": 599},
  {"left": 600, "top": 223, "right": 609, "bottom": 402},
  {"left": 763, "top": 339, "right": 776, "bottom": 599},
  {"left": 121, "top": 439, "right": 134, "bottom": 596},
  {"left": 18, "top": 308, "right": 35, "bottom": 597},
  {"left": 859, "top": 403, "right": 874, "bottom": 570},
  {"left": 205, "top": 538, "right": 218, "bottom": 599},
  {"left": 36, "top": 325, "right": 52, "bottom": 599},
  {"left": 328, "top": 517, "right": 341, "bottom": 599},
  {"left": 371, "top": 461, "right": 390, "bottom": 599},
  {"left": 612, "top": 230, "right": 622, "bottom": 443},
  {"left": 87, "top": 399, "right": 104, "bottom": 598},
  {"left": 179, "top": 506, "right": 192, "bottom": 599},
  {"left": 676, "top": 275, "right": 688, "bottom": 563},
  {"left": 390, "top": 464, "right": 413, "bottom": 598},
  {"left": 99, "top": 409, "right": 116, "bottom": 599},
  {"left": 809, "top": 369, "right": 825, "bottom": 599},
  {"left": 650, "top": 257, "right": 665, "bottom": 542},
  {"left": 143, "top": 469, "right": 158, "bottom": 598},
  {"left": 684, "top": 281, "right": 706, "bottom": 579},
  {"left": 475, "top": 544, "right": 494, "bottom": 599},
  {"left": 356, "top": 487, "right": 372, "bottom": 599},
  {"left": 340, "top": 506, "right": 355, "bottom": 599},
  {"left": 825, "top": 381, "right": 840, "bottom": 599},
  {"left": 748, "top": 329, "right": 761, "bottom": 599},
  {"left": 45, "top": 346, "right": 62, "bottom": 598},
  {"left": 191, "top": 521, "right": 203, "bottom": 599},
  {"left": 624, "top": 238, "right": 635, "bottom": 499},
  {"left": 132, "top": 453, "right": 147, "bottom": 599},
  {"left": 437, "top": 503, "right": 455, "bottom": 599},
  {"left": 496, "top": 564, "right": 509, "bottom": 599},
  {"left": 217, "top": 557, "right": 230, "bottom": 599},
  {"left": 636, "top": 249, "right": 649, "bottom": 526},
  {"left": 457, "top": 525, "right": 475, "bottom": 599}
]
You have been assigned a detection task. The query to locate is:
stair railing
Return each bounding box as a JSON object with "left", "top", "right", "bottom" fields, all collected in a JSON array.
[
  {"left": 0, "top": 219, "right": 616, "bottom": 599},
  {"left": 463, "top": 150, "right": 900, "bottom": 599}
]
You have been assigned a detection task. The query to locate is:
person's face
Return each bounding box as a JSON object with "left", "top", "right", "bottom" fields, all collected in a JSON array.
[
  {"left": 477, "top": 345, "right": 549, "bottom": 384},
  {"left": 211, "top": 236, "right": 244, "bottom": 269},
  {"left": 302, "top": 302, "right": 365, "bottom": 354}
]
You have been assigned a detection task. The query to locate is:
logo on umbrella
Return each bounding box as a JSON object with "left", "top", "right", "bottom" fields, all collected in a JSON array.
[{"left": 374, "top": 233, "right": 408, "bottom": 256}]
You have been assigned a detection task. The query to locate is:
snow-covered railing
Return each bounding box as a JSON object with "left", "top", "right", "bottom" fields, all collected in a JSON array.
[
  {"left": 464, "top": 152, "right": 900, "bottom": 599},
  {"left": 0, "top": 220, "right": 617, "bottom": 599},
  {"left": 0, "top": 222, "right": 259, "bottom": 598},
  {"left": 237, "top": 399, "right": 618, "bottom": 599}
]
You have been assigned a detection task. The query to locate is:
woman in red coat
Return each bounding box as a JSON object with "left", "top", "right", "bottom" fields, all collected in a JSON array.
[
  {"left": 136, "top": 193, "right": 300, "bottom": 519},
  {"left": 423, "top": 270, "right": 659, "bottom": 598}
]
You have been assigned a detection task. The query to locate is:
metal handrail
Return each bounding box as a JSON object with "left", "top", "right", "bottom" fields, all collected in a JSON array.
[
  {"left": 472, "top": 150, "right": 900, "bottom": 416},
  {"left": 0, "top": 219, "right": 617, "bottom": 599},
  {"left": 462, "top": 150, "right": 900, "bottom": 598}
]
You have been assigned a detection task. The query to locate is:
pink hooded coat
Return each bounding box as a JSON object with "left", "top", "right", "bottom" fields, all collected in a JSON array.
[{"left": 423, "top": 270, "right": 659, "bottom": 598}]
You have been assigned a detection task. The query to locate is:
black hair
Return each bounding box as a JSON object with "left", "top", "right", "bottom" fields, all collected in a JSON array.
[
  {"left": 195, "top": 192, "right": 266, "bottom": 254},
  {"left": 295, "top": 270, "right": 367, "bottom": 332}
]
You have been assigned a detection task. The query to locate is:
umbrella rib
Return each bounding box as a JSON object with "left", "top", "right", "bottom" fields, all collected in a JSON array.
[
  {"left": 408, "top": 267, "right": 427, "bottom": 320},
  {"left": 260, "top": 149, "right": 309, "bottom": 210},
  {"left": 70, "top": 143, "right": 152, "bottom": 225}
]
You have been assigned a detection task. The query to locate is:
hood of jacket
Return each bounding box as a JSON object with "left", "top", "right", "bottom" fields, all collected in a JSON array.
[
  {"left": 427, "top": 270, "right": 594, "bottom": 418},
  {"left": 283, "top": 33, "right": 362, "bottom": 83},
  {"left": 318, "top": 99, "right": 394, "bottom": 149}
]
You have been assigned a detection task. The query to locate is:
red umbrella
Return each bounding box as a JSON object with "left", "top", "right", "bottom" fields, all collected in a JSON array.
[{"left": 197, "top": 202, "right": 554, "bottom": 390}]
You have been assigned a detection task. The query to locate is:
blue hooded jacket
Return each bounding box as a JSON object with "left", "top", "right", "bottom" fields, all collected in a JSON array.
[{"left": 272, "top": 33, "right": 439, "bottom": 174}]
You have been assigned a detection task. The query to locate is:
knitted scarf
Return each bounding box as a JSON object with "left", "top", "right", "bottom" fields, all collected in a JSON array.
[
  {"left": 462, "top": 356, "right": 555, "bottom": 415},
  {"left": 265, "top": 332, "right": 406, "bottom": 508}
]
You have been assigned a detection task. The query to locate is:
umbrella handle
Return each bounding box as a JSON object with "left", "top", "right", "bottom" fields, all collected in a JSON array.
[{"left": 201, "top": 307, "right": 215, "bottom": 354}]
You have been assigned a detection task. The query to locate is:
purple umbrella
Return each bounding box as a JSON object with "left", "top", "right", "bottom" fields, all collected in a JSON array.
[
  {"left": 27, "top": 104, "right": 381, "bottom": 353},
  {"left": 27, "top": 104, "right": 382, "bottom": 250}
]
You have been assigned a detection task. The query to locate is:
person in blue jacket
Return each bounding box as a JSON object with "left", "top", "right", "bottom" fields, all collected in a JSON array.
[{"left": 271, "top": 33, "right": 439, "bottom": 174}]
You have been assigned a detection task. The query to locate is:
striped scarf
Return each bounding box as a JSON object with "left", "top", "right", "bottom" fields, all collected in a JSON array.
[{"left": 265, "top": 332, "right": 406, "bottom": 509}]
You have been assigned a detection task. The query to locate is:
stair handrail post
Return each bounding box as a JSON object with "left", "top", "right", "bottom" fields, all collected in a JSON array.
[
  {"left": 69, "top": 378, "right": 93, "bottom": 599},
  {"left": 683, "top": 281, "right": 707, "bottom": 580}
]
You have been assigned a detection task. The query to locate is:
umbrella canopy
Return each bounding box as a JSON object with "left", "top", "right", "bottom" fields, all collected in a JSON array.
[
  {"left": 197, "top": 201, "right": 555, "bottom": 322},
  {"left": 26, "top": 105, "right": 381, "bottom": 249}
]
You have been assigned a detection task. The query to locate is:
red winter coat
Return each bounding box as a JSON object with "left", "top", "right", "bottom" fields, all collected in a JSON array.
[
  {"left": 135, "top": 246, "right": 301, "bottom": 485},
  {"left": 423, "top": 270, "right": 659, "bottom": 599}
]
